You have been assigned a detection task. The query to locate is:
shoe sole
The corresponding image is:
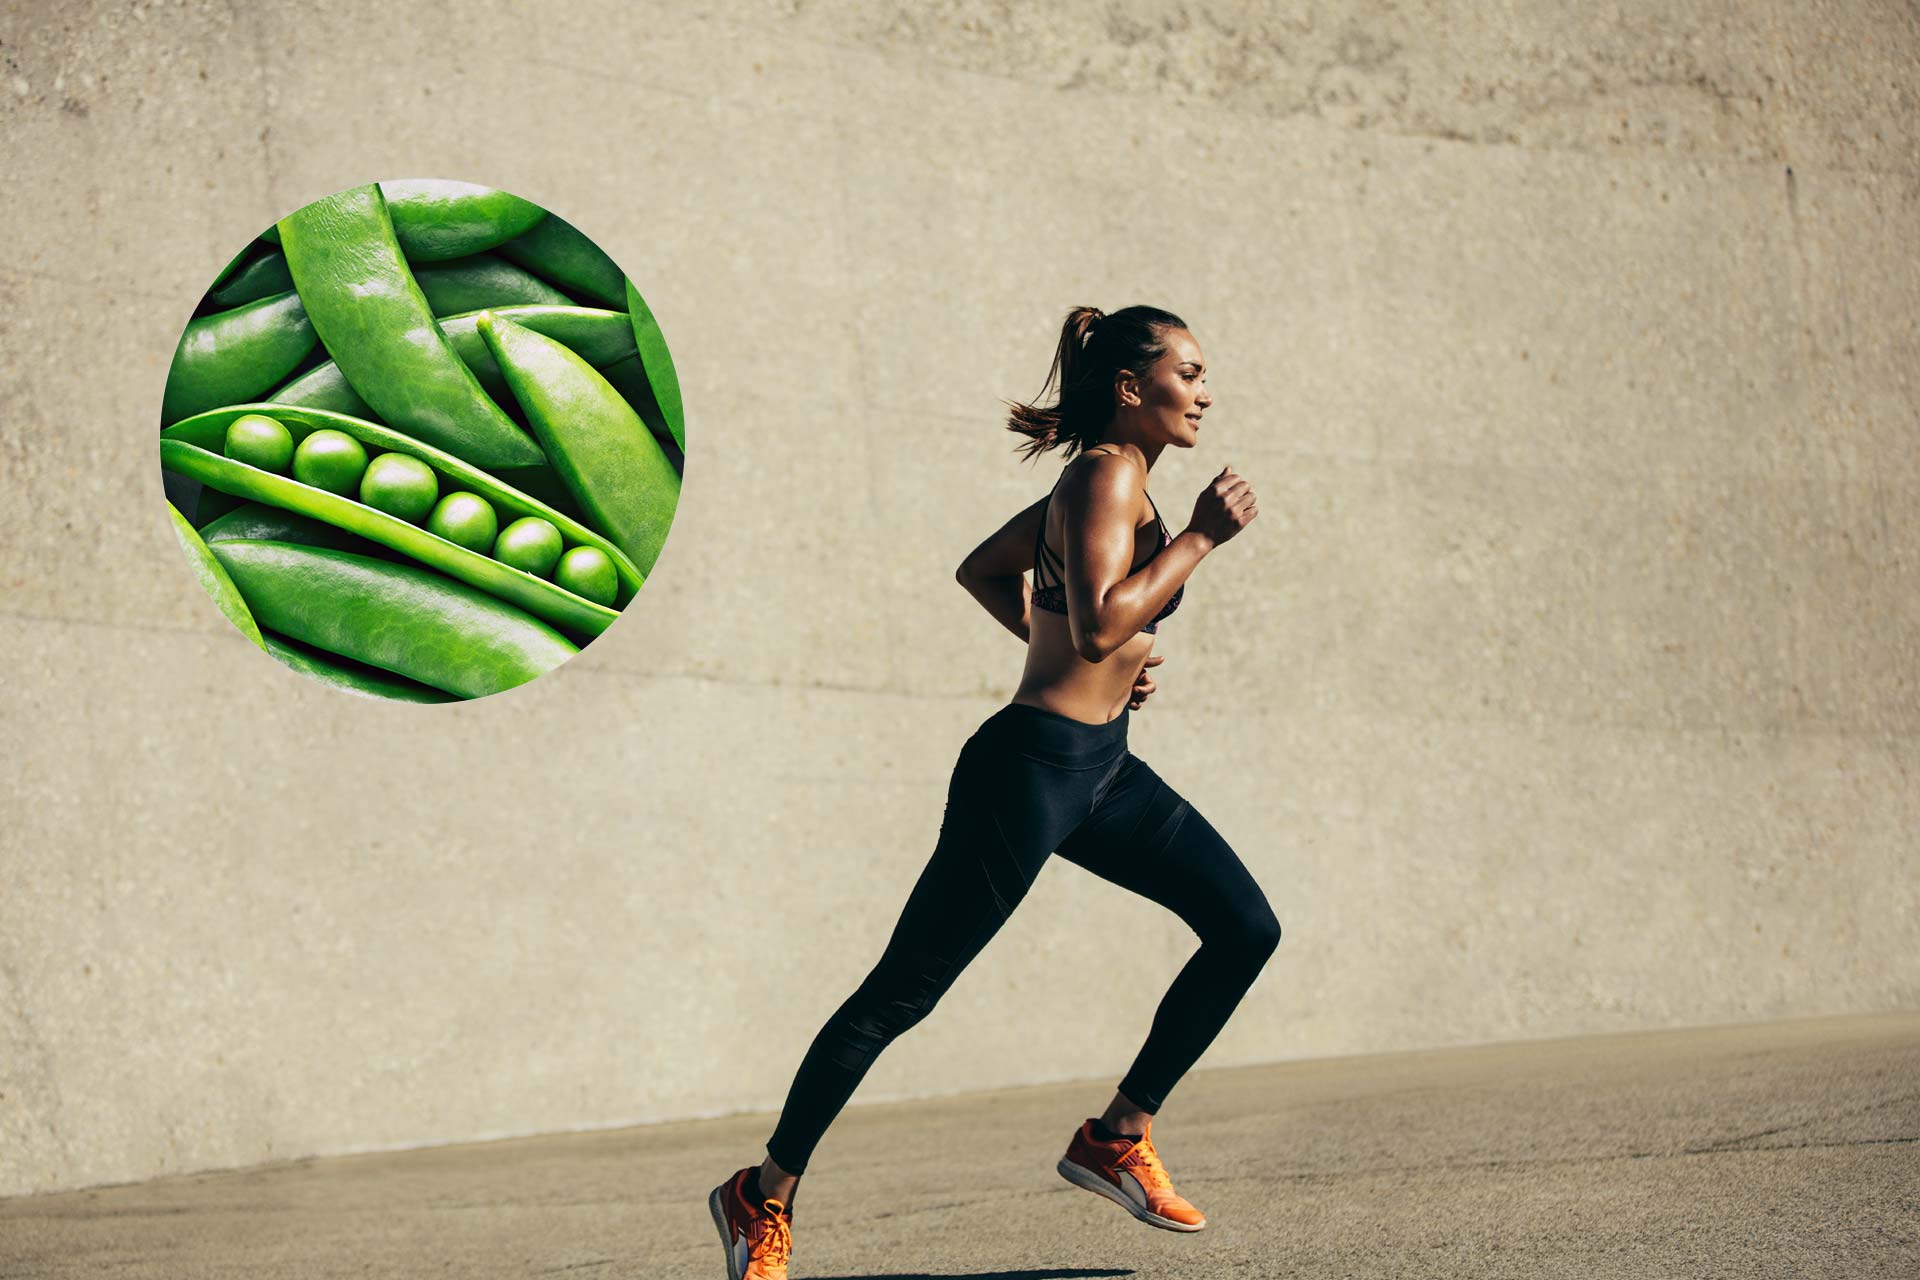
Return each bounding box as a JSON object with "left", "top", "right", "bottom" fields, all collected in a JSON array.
[
  {"left": 708, "top": 1183, "right": 745, "bottom": 1280},
  {"left": 1057, "top": 1157, "right": 1207, "bottom": 1232}
]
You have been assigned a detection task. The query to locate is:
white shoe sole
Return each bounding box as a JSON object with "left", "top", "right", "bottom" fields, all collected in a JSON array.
[
  {"left": 1057, "top": 1157, "right": 1207, "bottom": 1232},
  {"left": 708, "top": 1183, "right": 745, "bottom": 1280}
]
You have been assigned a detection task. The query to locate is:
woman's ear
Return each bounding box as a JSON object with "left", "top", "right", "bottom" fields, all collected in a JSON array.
[{"left": 1114, "top": 368, "right": 1140, "bottom": 408}]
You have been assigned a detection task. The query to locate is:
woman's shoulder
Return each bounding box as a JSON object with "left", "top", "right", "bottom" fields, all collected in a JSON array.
[{"left": 1059, "top": 446, "right": 1146, "bottom": 501}]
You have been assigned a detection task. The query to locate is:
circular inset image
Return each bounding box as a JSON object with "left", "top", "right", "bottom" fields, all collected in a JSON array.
[{"left": 158, "top": 179, "right": 684, "bottom": 703}]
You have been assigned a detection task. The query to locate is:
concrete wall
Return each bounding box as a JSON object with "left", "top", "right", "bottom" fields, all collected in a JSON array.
[{"left": 2, "top": 0, "right": 1914, "bottom": 1197}]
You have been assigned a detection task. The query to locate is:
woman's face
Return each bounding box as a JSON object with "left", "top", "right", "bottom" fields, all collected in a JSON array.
[{"left": 1120, "top": 328, "right": 1211, "bottom": 448}]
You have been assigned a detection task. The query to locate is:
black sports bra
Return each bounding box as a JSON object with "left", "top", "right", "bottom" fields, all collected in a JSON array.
[{"left": 1030, "top": 468, "right": 1184, "bottom": 635}]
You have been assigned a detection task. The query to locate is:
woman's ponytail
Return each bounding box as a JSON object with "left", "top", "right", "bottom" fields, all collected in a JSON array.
[{"left": 1003, "top": 304, "right": 1187, "bottom": 463}]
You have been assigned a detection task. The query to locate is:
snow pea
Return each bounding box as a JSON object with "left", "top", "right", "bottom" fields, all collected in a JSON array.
[
  {"left": 478, "top": 311, "right": 679, "bottom": 574},
  {"left": 624, "top": 277, "right": 685, "bottom": 453},
  {"left": 164, "top": 404, "right": 641, "bottom": 604},
  {"left": 209, "top": 540, "right": 577, "bottom": 699},
  {"left": 267, "top": 359, "right": 375, "bottom": 419},
  {"left": 497, "top": 212, "right": 626, "bottom": 308},
  {"left": 206, "top": 249, "right": 294, "bottom": 310},
  {"left": 264, "top": 304, "right": 636, "bottom": 419},
  {"left": 200, "top": 501, "right": 377, "bottom": 556},
  {"left": 377, "top": 179, "right": 546, "bottom": 263},
  {"left": 207, "top": 239, "right": 257, "bottom": 292},
  {"left": 413, "top": 253, "right": 573, "bottom": 317},
  {"left": 161, "top": 289, "right": 317, "bottom": 426},
  {"left": 277, "top": 183, "right": 543, "bottom": 470},
  {"left": 167, "top": 501, "right": 267, "bottom": 651},
  {"left": 262, "top": 633, "right": 457, "bottom": 704},
  {"left": 600, "top": 353, "right": 684, "bottom": 465}
]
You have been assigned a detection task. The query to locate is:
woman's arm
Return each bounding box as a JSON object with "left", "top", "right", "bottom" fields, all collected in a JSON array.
[
  {"left": 955, "top": 495, "right": 1047, "bottom": 643},
  {"left": 1060, "top": 455, "right": 1209, "bottom": 661}
]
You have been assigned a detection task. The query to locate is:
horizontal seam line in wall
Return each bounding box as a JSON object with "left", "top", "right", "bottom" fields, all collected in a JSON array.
[{"left": 693, "top": 25, "right": 1920, "bottom": 182}]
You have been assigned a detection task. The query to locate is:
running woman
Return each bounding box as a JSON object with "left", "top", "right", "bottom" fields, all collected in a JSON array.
[{"left": 710, "top": 305, "right": 1279, "bottom": 1279}]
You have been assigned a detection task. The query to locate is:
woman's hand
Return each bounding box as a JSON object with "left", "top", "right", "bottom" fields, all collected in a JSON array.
[
  {"left": 1188, "top": 463, "right": 1258, "bottom": 549},
  {"left": 1129, "top": 653, "right": 1166, "bottom": 710}
]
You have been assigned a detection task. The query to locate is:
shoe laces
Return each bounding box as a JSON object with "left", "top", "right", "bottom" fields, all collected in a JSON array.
[
  {"left": 1125, "top": 1135, "right": 1173, "bottom": 1191},
  {"left": 750, "top": 1201, "right": 793, "bottom": 1267}
]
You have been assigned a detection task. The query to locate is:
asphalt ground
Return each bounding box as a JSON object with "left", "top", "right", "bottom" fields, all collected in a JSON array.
[{"left": 3, "top": 1012, "right": 1915, "bottom": 1278}]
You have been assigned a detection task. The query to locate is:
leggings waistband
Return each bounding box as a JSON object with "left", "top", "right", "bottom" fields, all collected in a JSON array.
[{"left": 977, "top": 701, "right": 1130, "bottom": 769}]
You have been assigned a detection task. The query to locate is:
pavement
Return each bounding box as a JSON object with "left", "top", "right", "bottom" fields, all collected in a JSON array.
[{"left": 3, "top": 1011, "right": 1915, "bottom": 1278}]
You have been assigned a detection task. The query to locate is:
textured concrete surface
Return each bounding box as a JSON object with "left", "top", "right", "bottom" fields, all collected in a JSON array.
[
  {"left": 4, "top": 0, "right": 1918, "bottom": 1195},
  {"left": 2, "top": 1012, "right": 1915, "bottom": 1278}
]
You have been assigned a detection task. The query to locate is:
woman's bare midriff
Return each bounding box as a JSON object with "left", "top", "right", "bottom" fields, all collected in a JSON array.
[
  {"left": 1011, "top": 621, "right": 1156, "bottom": 725},
  {"left": 1011, "top": 510, "right": 1165, "bottom": 726}
]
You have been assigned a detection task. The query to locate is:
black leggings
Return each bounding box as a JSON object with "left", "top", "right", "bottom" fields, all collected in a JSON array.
[{"left": 765, "top": 702, "right": 1281, "bottom": 1176}]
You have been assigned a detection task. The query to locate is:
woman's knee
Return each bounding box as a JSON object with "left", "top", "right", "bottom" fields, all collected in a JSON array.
[{"left": 1211, "top": 893, "right": 1280, "bottom": 965}]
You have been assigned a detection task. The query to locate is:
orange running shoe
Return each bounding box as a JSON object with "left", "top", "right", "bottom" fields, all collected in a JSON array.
[
  {"left": 1057, "top": 1117, "right": 1207, "bottom": 1231},
  {"left": 708, "top": 1166, "right": 794, "bottom": 1280}
]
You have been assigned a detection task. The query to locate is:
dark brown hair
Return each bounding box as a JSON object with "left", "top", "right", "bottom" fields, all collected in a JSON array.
[{"left": 1003, "top": 304, "right": 1189, "bottom": 462}]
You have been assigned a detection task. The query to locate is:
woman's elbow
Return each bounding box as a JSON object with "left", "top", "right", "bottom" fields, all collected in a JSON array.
[{"left": 1073, "top": 628, "right": 1111, "bottom": 663}]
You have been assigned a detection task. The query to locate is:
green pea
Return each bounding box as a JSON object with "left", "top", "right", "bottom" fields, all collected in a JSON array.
[
  {"left": 223, "top": 413, "right": 294, "bottom": 473},
  {"left": 427, "top": 491, "right": 498, "bottom": 553},
  {"left": 292, "top": 428, "right": 369, "bottom": 495},
  {"left": 554, "top": 545, "right": 616, "bottom": 606},
  {"left": 493, "top": 516, "right": 563, "bottom": 578},
  {"left": 359, "top": 453, "right": 440, "bottom": 522}
]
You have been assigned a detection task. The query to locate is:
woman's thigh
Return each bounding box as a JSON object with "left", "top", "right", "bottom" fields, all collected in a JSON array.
[
  {"left": 1053, "top": 753, "right": 1272, "bottom": 936},
  {"left": 873, "top": 728, "right": 1112, "bottom": 976}
]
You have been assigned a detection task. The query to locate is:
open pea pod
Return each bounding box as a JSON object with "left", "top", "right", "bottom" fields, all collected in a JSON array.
[
  {"left": 624, "top": 277, "right": 685, "bottom": 453},
  {"left": 413, "top": 253, "right": 573, "bottom": 317},
  {"left": 262, "top": 632, "right": 456, "bottom": 704},
  {"left": 210, "top": 540, "right": 577, "bottom": 699},
  {"left": 377, "top": 179, "right": 547, "bottom": 263},
  {"left": 166, "top": 501, "right": 267, "bottom": 651},
  {"left": 478, "top": 311, "right": 680, "bottom": 574},
  {"left": 161, "top": 290, "right": 317, "bottom": 427},
  {"left": 277, "top": 183, "right": 544, "bottom": 470},
  {"left": 163, "top": 403, "right": 642, "bottom": 604},
  {"left": 164, "top": 437, "right": 621, "bottom": 640},
  {"left": 497, "top": 212, "right": 626, "bottom": 308}
]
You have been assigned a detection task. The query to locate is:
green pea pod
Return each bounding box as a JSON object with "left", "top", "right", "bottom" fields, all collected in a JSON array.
[
  {"left": 201, "top": 501, "right": 381, "bottom": 556},
  {"left": 164, "top": 403, "right": 642, "bottom": 603},
  {"left": 161, "top": 290, "right": 317, "bottom": 427},
  {"left": 477, "top": 311, "right": 680, "bottom": 574},
  {"left": 265, "top": 304, "right": 635, "bottom": 418},
  {"left": 277, "top": 183, "right": 544, "bottom": 470},
  {"left": 413, "top": 253, "right": 573, "bottom": 317},
  {"left": 377, "top": 179, "right": 548, "bottom": 263},
  {"left": 262, "top": 632, "right": 457, "bottom": 704},
  {"left": 496, "top": 213, "right": 625, "bottom": 308},
  {"left": 162, "top": 439, "right": 622, "bottom": 638},
  {"left": 207, "top": 239, "right": 260, "bottom": 292},
  {"left": 624, "top": 277, "right": 685, "bottom": 453},
  {"left": 166, "top": 501, "right": 267, "bottom": 651},
  {"left": 267, "top": 360, "right": 377, "bottom": 418},
  {"left": 209, "top": 540, "right": 577, "bottom": 699},
  {"left": 440, "top": 305, "right": 636, "bottom": 403},
  {"left": 206, "top": 249, "right": 294, "bottom": 310},
  {"left": 600, "top": 353, "right": 683, "bottom": 465}
]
